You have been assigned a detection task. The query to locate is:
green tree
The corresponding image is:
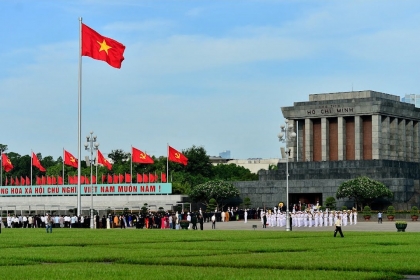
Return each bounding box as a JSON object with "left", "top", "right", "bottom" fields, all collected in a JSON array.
[
  {"left": 189, "top": 180, "right": 240, "bottom": 210},
  {"left": 243, "top": 197, "right": 252, "bottom": 208},
  {"left": 213, "top": 163, "right": 258, "bottom": 181},
  {"left": 325, "top": 196, "right": 336, "bottom": 210},
  {"left": 207, "top": 198, "right": 217, "bottom": 212},
  {"left": 336, "top": 176, "right": 393, "bottom": 211}
]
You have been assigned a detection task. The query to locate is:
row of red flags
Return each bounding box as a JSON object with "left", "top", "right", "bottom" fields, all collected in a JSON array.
[
  {"left": 1, "top": 146, "right": 188, "bottom": 173},
  {"left": 3, "top": 173, "right": 167, "bottom": 186}
]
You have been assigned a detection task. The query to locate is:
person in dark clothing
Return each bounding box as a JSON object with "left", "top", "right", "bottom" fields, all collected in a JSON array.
[
  {"left": 191, "top": 214, "right": 198, "bottom": 230},
  {"left": 263, "top": 214, "right": 267, "bottom": 228},
  {"left": 101, "top": 215, "right": 106, "bottom": 229}
]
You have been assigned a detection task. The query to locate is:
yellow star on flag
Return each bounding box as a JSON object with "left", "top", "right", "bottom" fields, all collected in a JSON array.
[{"left": 97, "top": 39, "right": 112, "bottom": 55}]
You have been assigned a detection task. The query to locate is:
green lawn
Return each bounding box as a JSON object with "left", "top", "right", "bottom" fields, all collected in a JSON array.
[{"left": 0, "top": 228, "right": 418, "bottom": 279}]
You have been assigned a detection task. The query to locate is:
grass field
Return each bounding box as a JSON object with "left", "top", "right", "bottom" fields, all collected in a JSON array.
[{"left": 0, "top": 228, "right": 418, "bottom": 280}]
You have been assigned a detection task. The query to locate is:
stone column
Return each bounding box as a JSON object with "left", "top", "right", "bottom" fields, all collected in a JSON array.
[
  {"left": 371, "top": 115, "right": 381, "bottom": 160},
  {"left": 390, "top": 117, "right": 398, "bottom": 160},
  {"left": 321, "top": 118, "right": 329, "bottom": 161},
  {"left": 355, "top": 116, "right": 363, "bottom": 160},
  {"left": 406, "top": 120, "right": 413, "bottom": 162},
  {"left": 381, "top": 116, "right": 390, "bottom": 160},
  {"left": 338, "top": 117, "right": 346, "bottom": 160},
  {"left": 398, "top": 119, "right": 406, "bottom": 161},
  {"left": 305, "top": 118, "right": 313, "bottom": 162},
  {"left": 414, "top": 121, "right": 420, "bottom": 162}
]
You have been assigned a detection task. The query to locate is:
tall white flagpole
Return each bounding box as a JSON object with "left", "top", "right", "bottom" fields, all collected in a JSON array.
[
  {"left": 130, "top": 145, "right": 133, "bottom": 185},
  {"left": 166, "top": 143, "right": 169, "bottom": 184},
  {"left": 77, "top": 17, "right": 83, "bottom": 216},
  {"left": 30, "top": 150, "right": 33, "bottom": 186},
  {"left": 62, "top": 148, "right": 65, "bottom": 185}
]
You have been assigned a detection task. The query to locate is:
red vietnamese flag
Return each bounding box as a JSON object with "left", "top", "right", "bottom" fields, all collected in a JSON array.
[
  {"left": 58, "top": 176, "right": 63, "bottom": 185},
  {"left": 119, "top": 174, "right": 124, "bottom": 183},
  {"left": 1, "top": 153, "right": 14, "bottom": 172},
  {"left": 113, "top": 174, "right": 118, "bottom": 184},
  {"left": 42, "top": 176, "right": 46, "bottom": 185},
  {"left": 132, "top": 147, "right": 154, "bottom": 164},
  {"left": 81, "top": 23, "right": 125, "bottom": 69},
  {"left": 52, "top": 176, "right": 57, "bottom": 185},
  {"left": 21, "top": 176, "right": 25, "bottom": 186},
  {"left": 137, "top": 173, "right": 143, "bottom": 183},
  {"left": 64, "top": 150, "right": 78, "bottom": 168},
  {"left": 125, "top": 173, "right": 131, "bottom": 183},
  {"left": 107, "top": 174, "right": 112, "bottom": 184},
  {"left": 47, "top": 176, "right": 52, "bottom": 185},
  {"left": 168, "top": 146, "right": 188, "bottom": 166},
  {"left": 149, "top": 173, "right": 155, "bottom": 183},
  {"left": 26, "top": 176, "right": 30, "bottom": 185},
  {"left": 15, "top": 176, "right": 19, "bottom": 186},
  {"left": 32, "top": 152, "right": 46, "bottom": 172},
  {"left": 143, "top": 174, "right": 149, "bottom": 183},
  {"left": 97, "top": 150, "right": 112, "bottom": 170},
  {"left": 68, "top": 175, "right": 74, "bottom": 185},
  {"left": 85, "top": 176, "right": 90, "bottom": 185},
  {"left": 11, "top": 177, "right": 14, "bottom": 185},
  {"left": 36, "top": 176, "right": 41, "bottom": 185},
  {"left": 161, "top": 173, "right": 167, "bottom": 183},
  {"left": 92, "top": 175, "right": 96, "bottom": 184}
]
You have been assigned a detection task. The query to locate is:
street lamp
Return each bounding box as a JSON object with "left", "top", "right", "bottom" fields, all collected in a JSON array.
[
  {"left": 85, "top": 131, "right": 99, "bottom": 229},
  {"left": 278, "top": 119, "right": 296, "bottom": 231}
]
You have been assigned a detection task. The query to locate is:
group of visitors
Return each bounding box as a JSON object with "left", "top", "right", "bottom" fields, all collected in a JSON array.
[{"left": 4, "top": 213, "right": 92, "bottom": 229}]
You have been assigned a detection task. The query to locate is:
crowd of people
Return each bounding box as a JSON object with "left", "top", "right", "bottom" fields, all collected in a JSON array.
[
  {"left": 1, "top": 204, "right": 359, "bottom": 231},
  {"left": 259, "top": 208, "right": 358, "bottom": 228}
]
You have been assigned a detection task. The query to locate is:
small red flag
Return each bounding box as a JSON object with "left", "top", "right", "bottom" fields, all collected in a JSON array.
[
  {"left": 32, "top": 152, "right": 46, "bottom": 172},
  {"left": 107, "top": 174, "right": 112, "bottom": 184},
  {"left": 58, "top": 176, "right": 63, "bottom": 185},
  {"left": 15, "top": 176, "right": 20, "bottom": 186},
  {"left": 11, "top": 177, "right": 14, "bottom": 185},
  {"left": 47, "top": 176, "right": 51, "bottom": 185},
  {"left": 125, "top": 173, "right": 131, "bottom": 183},
  {"left": 26, "top": 176, "right": 30, "bottom": 185},
  {"left": 102, "top": 174, "right": 106, "bottom": 184},
  {"left": 113, "top": 174, "right": 118, "bottom": 184},
  {"left": 1, "top": 153, "right": 14, "bottom": 172},
  {"left": 64, "top": 150, "right": 78, "bottom": 168},
  {"left": 42, "top": 176, "right": 46, "bottom": 185},
  {"left": 137, "top": 173, "right": 143, "bottom": 183},
  {"left": 143, "top": 174, "right": 149, "bottom": 183},
  {"left": 97, "top": 150, "right": 112, "bottom": 170},
  {"left": 161, "top": 173, "right": 167, "bottom": 183},
  {"left": 168, "top": 146, "right": 188, "bottom": 165},
  {"left": 52, "top": 176, "right": 57, "bottom": 185},
  {"left": 82, "top": 23, "right": 125, "bottom": 69},
  {"left": 149, "top": 173, "right": 155, "bottom": 183},
  {"left": 20, "top": 176, "right": 25, "bottom": 186}
]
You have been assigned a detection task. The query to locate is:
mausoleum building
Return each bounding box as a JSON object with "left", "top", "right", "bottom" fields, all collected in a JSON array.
[{"left": 234, "top": 90, "right": 420, "bottom": 210}]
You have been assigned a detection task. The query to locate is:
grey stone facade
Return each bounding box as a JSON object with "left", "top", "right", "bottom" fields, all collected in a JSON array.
[{"left": 234, "top": 91, "right": 420, "bottom": 210}]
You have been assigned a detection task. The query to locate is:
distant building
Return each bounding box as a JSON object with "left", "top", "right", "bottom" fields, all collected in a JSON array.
[
  {"left": 209, "top": 156, "right": 280, "bottom": 174},
  {"left": 401, "top": 94, "right": 420, "bottom": 107},
  {"left": 219, "top": 150, "right": 231, "bottom": 159}
]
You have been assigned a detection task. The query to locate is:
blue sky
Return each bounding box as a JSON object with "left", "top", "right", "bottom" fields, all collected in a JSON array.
[{"left": 1, "top": 0, "right": 420, "bottom": 160}]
